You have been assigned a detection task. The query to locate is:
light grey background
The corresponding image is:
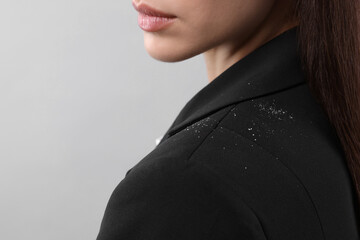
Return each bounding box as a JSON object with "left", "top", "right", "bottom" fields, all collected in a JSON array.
[{"left": 0, "top": 1, "right": 207, "bottom": 239}]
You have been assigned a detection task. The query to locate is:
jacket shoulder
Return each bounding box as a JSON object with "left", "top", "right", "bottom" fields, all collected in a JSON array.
[
  {"left": 96, "top": 151, "right": 267, "bottom": 240},
  {"left": 196, "top": 83, "right": 357, "bottom": 238}
]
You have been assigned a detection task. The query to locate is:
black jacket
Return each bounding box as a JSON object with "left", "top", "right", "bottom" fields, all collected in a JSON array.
[{"left": 96, "top": 27, "right": 360, "bottom": 239}]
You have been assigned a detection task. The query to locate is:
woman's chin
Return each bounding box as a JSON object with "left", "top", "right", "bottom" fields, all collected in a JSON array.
[
  {"left": 143, "top": 38, "right": 200, "bottom": 62},
  {"left": 146, "top": 50, "right": 188, "bottom": 62},
  {"left": 144, "top": 46, "right": 195, "bottom": 62}
]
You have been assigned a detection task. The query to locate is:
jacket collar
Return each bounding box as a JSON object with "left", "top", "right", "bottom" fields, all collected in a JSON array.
[{"left": 165, "top": 26, "right": 306, "bottom": 137}]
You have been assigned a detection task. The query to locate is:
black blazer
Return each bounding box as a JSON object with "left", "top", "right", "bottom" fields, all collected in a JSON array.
[{"left": 96, "top": 27, "right": 360, "bottom": 239}]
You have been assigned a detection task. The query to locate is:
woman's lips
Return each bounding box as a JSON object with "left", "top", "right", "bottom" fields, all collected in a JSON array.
[{"left": 132, "top": 2, "right": 177, "bottom": 32}]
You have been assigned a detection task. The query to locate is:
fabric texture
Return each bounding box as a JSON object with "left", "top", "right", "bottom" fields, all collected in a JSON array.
[{"left": 96, "top": 27, "right": 360, "bottom": 240}]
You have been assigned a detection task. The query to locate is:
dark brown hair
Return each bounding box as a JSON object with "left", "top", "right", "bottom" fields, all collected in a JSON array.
[{"left": 294, "top": 0, "right": 360, "bottom": 216}]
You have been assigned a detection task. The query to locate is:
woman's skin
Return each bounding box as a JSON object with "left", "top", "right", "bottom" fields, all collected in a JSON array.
[{"left": 132, "top": 0, "right": 299, "bottom": 82}]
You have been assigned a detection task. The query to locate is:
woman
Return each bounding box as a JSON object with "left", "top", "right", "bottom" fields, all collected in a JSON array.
[{"left": 97, "top": 0, "right": 360, "bottom": 239}]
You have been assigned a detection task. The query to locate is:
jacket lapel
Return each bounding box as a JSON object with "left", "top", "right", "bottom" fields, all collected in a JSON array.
[{"left": 163, "top": 27, "right": 306, "bottom": 140}]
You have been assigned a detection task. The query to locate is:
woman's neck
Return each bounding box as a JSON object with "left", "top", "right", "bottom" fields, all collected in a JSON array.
[{"left": 203, "top": 7, "right": 299, "bottom": 82}]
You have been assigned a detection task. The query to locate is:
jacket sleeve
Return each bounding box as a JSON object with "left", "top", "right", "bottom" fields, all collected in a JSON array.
[{"left": 96, "top": 158, "right": 267, "bottom": 240}]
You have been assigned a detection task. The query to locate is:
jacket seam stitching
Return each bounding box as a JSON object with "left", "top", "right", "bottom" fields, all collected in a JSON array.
[
  {"left": 199, "top": 162, "right": 269, "bottom": 240},
  {"left": 204, "top": 207, "right": 224, "bottom": 240},
  {"left": 185, "top": 104, "right": 269, "bottom": 239},
  {"left": 217, "top": 125, "right": 326, "bottom": 240}
]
